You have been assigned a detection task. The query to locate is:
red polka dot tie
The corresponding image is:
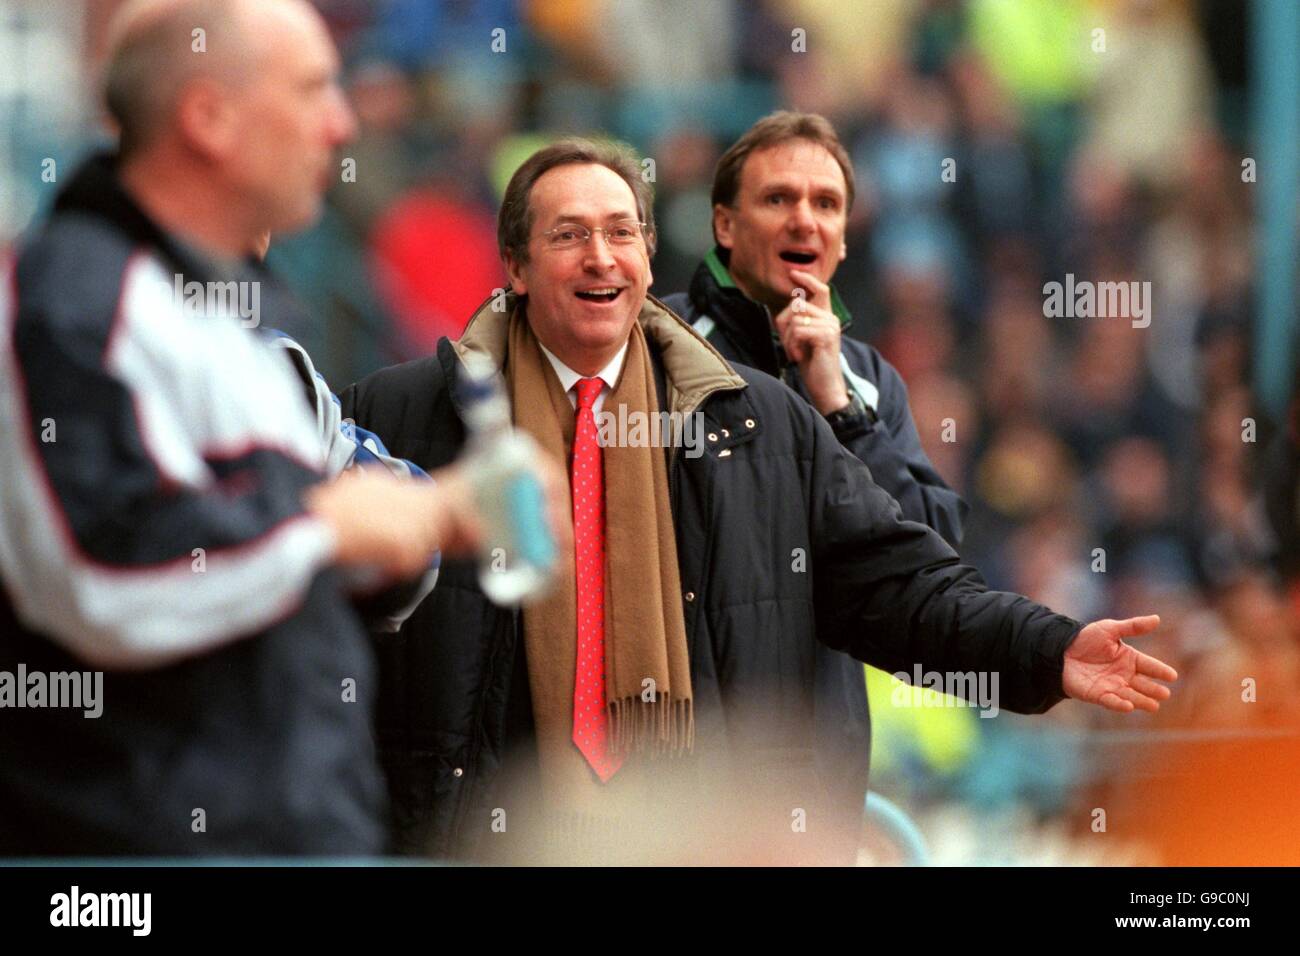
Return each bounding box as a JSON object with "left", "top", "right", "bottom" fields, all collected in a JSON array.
[{"left": 571, "top": 377, "right": 622, "bottom": 782}]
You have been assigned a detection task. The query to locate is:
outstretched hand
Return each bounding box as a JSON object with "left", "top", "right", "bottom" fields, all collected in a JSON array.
[{"left": 1063, "top": 615, "right": 1178, "bottom": 713}]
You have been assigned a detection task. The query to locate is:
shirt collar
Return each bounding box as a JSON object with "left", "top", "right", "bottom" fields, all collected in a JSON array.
[{"left": 537, "top": 339, "right": 629, "bottom": 396}]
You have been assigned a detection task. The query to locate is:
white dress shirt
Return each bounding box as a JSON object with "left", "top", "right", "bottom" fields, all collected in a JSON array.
[{"left": 537, "top": 340, "right": 629, "bottom": 414}]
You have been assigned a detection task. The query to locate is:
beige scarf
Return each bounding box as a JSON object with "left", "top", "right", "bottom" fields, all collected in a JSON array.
[{"left": 503, "top": 309, "right": 693, "bottom": 810}]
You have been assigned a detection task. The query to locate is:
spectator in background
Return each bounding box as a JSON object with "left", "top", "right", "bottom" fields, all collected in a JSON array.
[
  {"left": 640, "top": 126, "right": 719, "bottom": 294},
  {"left": 370, "top": 172, "right": 504, "bottom": 352},
  {"left": 1082, "top": 0, "right": 1213, "bottom": 191}
]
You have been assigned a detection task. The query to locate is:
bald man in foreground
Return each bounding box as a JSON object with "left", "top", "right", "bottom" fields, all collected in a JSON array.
[{"left": 0, "top": 0, "right": 487, "bottom": 855}]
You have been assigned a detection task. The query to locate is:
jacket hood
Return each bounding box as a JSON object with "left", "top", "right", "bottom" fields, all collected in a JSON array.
[{"left": 450, "top": 290, "right": 746, "bottom": 417}]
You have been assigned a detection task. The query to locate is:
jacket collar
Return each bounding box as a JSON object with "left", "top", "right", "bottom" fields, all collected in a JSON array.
[
  {"left": 55, "top": 151, "right": 152, "bottom": 237},
  {"left": 53, "top": 150, "right": 233, "bottom": 285},
  {"left": 687, "top": 246, "right": 853, "bottom": 375},
  {"left": 444, "top": 290, "right": 747, "bottom": 420},
  {"left": 700, "top": 246, "right": 853, "bottom": 325}
]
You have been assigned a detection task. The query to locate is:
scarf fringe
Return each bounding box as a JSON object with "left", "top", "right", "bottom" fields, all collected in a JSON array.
[{"left": 607, "top": 693, "right": 694, "bottom": 758}]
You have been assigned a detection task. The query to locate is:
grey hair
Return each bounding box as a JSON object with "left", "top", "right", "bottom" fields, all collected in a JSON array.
[{"left": 102, "top": 0, "right": 250, "bottom": 157}]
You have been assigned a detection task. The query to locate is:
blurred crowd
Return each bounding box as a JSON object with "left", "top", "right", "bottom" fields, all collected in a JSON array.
[{"left": 4, "top": 0, "right": 1295, "bottom": 864}]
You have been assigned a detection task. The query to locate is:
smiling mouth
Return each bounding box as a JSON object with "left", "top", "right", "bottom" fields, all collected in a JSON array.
[
  {"left": 575, "top": 288, "right": 624, "bottom": 303},
  {"left": 779, "top": 251, "right": 818, "bottom": 265}
]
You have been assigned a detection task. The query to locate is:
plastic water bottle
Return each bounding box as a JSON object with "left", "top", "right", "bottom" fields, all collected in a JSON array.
[{"left": 460, "top": 358, "right": 559, "bottom": 604}]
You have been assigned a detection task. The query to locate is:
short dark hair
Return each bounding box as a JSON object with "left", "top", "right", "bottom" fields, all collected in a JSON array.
[
  {"left": 711, "top": 111, "right": 856, "bottom": 215},
  {"left": 497, "top": 138, "right": 657, "bottom": 265}
]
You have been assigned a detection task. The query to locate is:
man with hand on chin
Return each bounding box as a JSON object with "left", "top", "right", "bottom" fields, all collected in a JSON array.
[
  {"left": 662, "top": 111, "right": 963, "bottom": 547},
  {"left": 661, "top": 112, "right": 967, "bottom": 822}
]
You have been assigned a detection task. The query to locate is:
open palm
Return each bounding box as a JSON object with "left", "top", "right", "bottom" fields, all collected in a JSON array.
[{"left": 1063, "top": 615, "right": 1178, "bottom": 713}]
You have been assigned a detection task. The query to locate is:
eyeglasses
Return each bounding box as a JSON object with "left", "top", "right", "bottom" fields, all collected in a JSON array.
[{"left": 537, "top": 218, "right": 646, "bottom": 250}]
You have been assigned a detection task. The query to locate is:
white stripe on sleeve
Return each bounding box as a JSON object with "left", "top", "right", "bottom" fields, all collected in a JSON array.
[{"left": 0, "top": 256, "right": 339, "bottom": 669}]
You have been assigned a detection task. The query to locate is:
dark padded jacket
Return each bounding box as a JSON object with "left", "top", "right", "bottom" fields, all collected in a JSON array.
[
  {"left": 662, "top": 249, "right": 969, "bottom": 844},
  {"left": 341, "top": 294, "right": 1081, "bottom": 864}
]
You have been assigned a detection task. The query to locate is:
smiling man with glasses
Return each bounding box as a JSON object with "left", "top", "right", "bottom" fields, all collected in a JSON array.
[{"left": 341, "top": 137, "right": 1177, "bottom": 865}]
